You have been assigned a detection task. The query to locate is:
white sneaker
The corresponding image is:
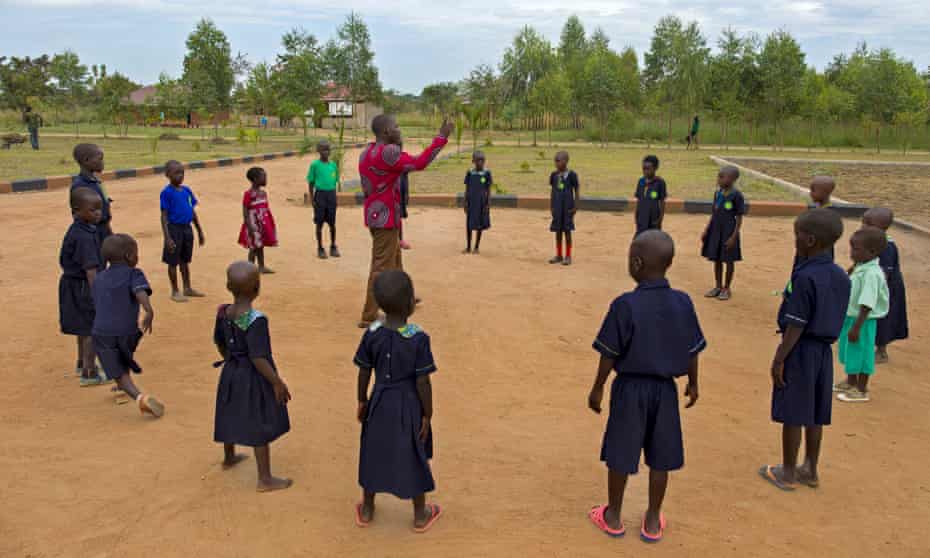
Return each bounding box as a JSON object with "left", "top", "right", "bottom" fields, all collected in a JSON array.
[{"left": 837, "top": 389, "right": 870, "bottom": 403}]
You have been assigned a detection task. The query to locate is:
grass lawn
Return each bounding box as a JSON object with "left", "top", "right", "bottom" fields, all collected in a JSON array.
[
  {"left": 0, "top": 135, "right": 318, "bottom": 181},
  {"left": 398, "top": 145, "right": 804, "bottom": 202}
]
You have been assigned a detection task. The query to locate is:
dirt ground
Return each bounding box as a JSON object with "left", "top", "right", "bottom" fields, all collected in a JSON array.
[
  {"left": 729, "top": 159, "right": 930, "bottom": 229},
  {"left": 1, "top": 153, "right": 928, "bottom": 558}
]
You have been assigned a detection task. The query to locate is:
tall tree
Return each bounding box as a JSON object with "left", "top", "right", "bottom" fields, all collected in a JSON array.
[
  {"left": 274, "top": 28, "right": 324, "bottom": 136},
  {"left": 49, "top": 51, "right": 90, "bottom": 136},
  {"left": 324, "top": 12, "right": 382, "bottom": 130},
  {"left": 708, "top": 28, "right": 746, "bottom": 149},
  {"left": 0, "top": 55, "right": 51, "bottom": 114},
  {"left": 500, "top": 25, "right": 556, "bottom": 139},
  {"left": 241, "top": 62, "right": 278, "bottom": 117},
  {"left": 758, "top": 30, "right": 806, "bottom": 149},
  {"left": 94, "top": 72, "right": 137, "bottom": 137},
  {"left": 558, "top": 15, "right": 588, "bottom": 129},
  {"left": 420, "top": 82, "right": 459, "bottom": 119},
  {"left": 528, "top": 71, "right": 570, "bottom": 145},
  {"left": 183, "top": 18, "right": 236, "bottom": 134},
  {"left": 464, "top": 64, "right": 501, "bottom": 134},
  {"left": 856, "top": 48, "right": 927, "bottom": 152},
  {"left": 578, "top": 44, "right": 638, "bottom": 146}
]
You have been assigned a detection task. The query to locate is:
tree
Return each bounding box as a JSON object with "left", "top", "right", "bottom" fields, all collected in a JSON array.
[
  {"left": 500, "top": 26, "right": 556, "bottom": 140},
  {"left": 855, "top": 48, "right": 926, "bottom": 152},
  {"left": 241, "top": 62, "right": 278, "bottom": 117},
  {"left": 183, "top": 18, "right": 237, "bottom": 136},
  {"left": 0, "top": 55, "right": 51, "bottom": 114},
  {"left": 153, "top": 73, "right": 191, "bottom": 122},
  {"left": 461, "top": 102, "right": 488, "bottom": 151},
  {"left": 49, "top": 51, "right": 90, "bottom": 136},
  {"left": 758, "top": 30, "right": 806, "bottom": 149},
  {"left": 94, "top": 72, "right": 137, "bottom": 137},
  {"left": 558, "top": 15, "right": 588, "bottom": 129},
  {"left": 324, "top": 12, "right": 382, "bottom": 132},
  {"left": 578, "top": 44, "right": 638, "bottom": 146},
  {"left": 464, "top": 64, "right": 502, "bottom": 135},
  {"left": 274, "top": 28, "right": 324, "bottom": 136},
  {"left": 421, "top": 82, "right": 459, "bottom": 120},
  {"left": 528, "top": 71, "right": 569, "bottom": 145},
  {"left": 708, "top": 28, "right": 747, "bottom": 150}
]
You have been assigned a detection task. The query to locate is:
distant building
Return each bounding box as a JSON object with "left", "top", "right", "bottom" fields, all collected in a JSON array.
[
  {"left": 127, "top": 85, "right": 229, "bottom": 128},
  {"left": 320, "top": 82, "right": 382, "bottom": 130}
]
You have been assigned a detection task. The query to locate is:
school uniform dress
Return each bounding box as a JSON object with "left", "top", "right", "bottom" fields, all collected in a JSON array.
[
  {"left": 773, "top": 254, "right": 850, "bottom": 426},
  {"left": 58, "top": 219, "right": 103, "bottom": 336},
  {"left": 92, "top": 264, "right": 151, "bottom": 380},
  {"left": 701, "top": 188, "right": 745, "bottom": 262},
  {"left": 71, "top": 173, "right": 112, "bottom": 243},
  {"left": 634, "top": 176, "right": 667, "bottom": 235},
  {"left": 238, "top": 188, "right": 278, "bottom": 249},
  {"left": 839, "top": 258, "right": 889, "bottom": 375},
  {"left": 550, "top": 170, "right": 579, "bottom": 232},
  {"left": 592, "top": 279, "right": 706, "bottom": 474},
  {"left": 464, "top": 170, "right": 492, "bottom": 231},
  {"left": 160, "top": 184, "right": 198, "bottom": 265},
  {"left": 213, "top": 307, "right": 290, "bottom": 447},
  {"left": 875, "top": 237, "right": 908, "bottom": 346},
  {"left": 354, "top": 322, "right": 437, "bottom": 499}
]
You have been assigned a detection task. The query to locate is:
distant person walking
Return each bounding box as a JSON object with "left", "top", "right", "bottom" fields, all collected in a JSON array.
[
  {"left": 24, "top": 106, "right": 42, "bottom": 150},
  {"left": 686, "top": 115, "right": 700, "bottom": 150}
]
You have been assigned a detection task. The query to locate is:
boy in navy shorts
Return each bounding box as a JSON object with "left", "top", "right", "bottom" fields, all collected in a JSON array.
[
  {"left": 92, "top": 234, "right": 164, "bottom": 417},
  {"left": 761, "top": 209, "right": 850, "bottom": 491},
  {"left": 587, "top": 230, "right": 706, "bottom": 543},
  {"left": 160, "top": 160, "right": 206, "bottom": 302}
]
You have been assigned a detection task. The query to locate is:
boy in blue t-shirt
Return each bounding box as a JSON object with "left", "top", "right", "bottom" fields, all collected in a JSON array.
[
  {"left": 587, "top": 230, "right": 706, "bottom": 543},
  {"left": 762, "top": 209, "right": 850, "bottom": 491},
  {"left": 160, "top": 160, "right": 206, "bottom": 302}
]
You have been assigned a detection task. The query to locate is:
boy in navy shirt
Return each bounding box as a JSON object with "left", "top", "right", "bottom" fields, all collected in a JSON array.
[
  {"left": 60, "top": 188, "right": 105, "bottom": 385},
  {"left": 93, "top": 234, "right": 164, "bottom": 417},
  {"left": 634, "top": 155, "right": 667, "bottom": 236},
  {"left": 762, "top": 209, "right": 850, "bottom": 491},
  {"left": 70, "top": 143, "right": 113, "bottom": 243},
  {"left": 160, "top": 160, "right": 206, "bottom": 302},
  {"left": 587, "top": 230, "right": 706, "bottom": 543}
]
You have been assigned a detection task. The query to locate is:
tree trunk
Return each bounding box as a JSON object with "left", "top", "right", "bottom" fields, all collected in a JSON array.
[
  {"left": 809, "top": 118, "right": 815, "bottom": 152},
  {"left": 876, "top": 125, "right": 881, "bottom": 154},
  {"left": 748, "top": 120, "right": 754, "bottom": 151},
  {"left": 666, "top": 106, "right": 673, "bottom": 148},
  {"left": 723, "top": 117, "right": 729, "bottom": 151}
]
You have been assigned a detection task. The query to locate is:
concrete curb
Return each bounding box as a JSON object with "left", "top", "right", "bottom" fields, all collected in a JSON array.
[
  {"left": 712, "top": 155, "right": 930, "bottom": 237},
  {"left": 722, "top": 155, "right": 930, "bottom": 167}
]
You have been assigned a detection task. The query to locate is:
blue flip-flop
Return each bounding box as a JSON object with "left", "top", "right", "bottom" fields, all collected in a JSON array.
[{"left": 758, "top": 465, "right": 796, "bottom": 491}]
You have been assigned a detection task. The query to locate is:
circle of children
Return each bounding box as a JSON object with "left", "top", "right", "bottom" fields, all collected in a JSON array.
[{"left": 59, "top": 115, "right": 908, "bottom": 539}]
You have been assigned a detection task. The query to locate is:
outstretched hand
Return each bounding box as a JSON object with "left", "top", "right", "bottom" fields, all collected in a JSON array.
[{"left": 439, "top": 119, "right": 454, "bottom": 139}]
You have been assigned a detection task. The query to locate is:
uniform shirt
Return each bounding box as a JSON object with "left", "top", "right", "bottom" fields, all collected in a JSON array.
[
  {"left": 634, "top": 176, "right": 667, "bottom": 228},
  {"left": 71, "top": 173, "right": 111, "bottom": 225},
  {"left": 593, "top": 279, "right": 706, "bottom": 379},
  {"left": 91, "top": 264, "right": 152, "bottom": 336},
  {"left": 358, "top": 136, "right": 448, "bottom": 229},
  {"left": 160, "top": 185, "right": 198, "bottom": 225},
  {"left": 778, "top": 253, "right": 851, "bottom": 342},
  {"left": 307, "top": 159, "right": 339, "bottom": 191},
  {"left": 353, "top": 323, "right": 437, "bottom": 384},
  {"left": 878, "top": 236, "right": 902, "bottom": 282},
  {"left": 847, "top": 258, "right": 889, "bottom": 319},
  {"left": 59, "top": 219, "right": 102, "bottom": 279}
]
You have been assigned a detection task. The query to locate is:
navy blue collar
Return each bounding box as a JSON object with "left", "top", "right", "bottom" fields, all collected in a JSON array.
[
  {"left": 73, "top": 217, "right": 97, "bottom": 232},
  {"left": 797, "top": 252, "right": 832, "bottom": 270},
  {"left": 635, "top": 278, "right": 670, "bottom": 291},
  {"left": 78, "top": 171, "right": 99, "bottom": 184}
]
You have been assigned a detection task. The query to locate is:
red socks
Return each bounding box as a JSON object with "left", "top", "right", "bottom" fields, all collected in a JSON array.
[
  {"left": 556, "top": 242, "right": 563, "bottom": 258},
  {"left": 566, "top": 244, "right": 572, "bottom": 258}
]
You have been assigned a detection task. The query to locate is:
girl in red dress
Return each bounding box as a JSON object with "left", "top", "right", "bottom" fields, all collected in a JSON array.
[{"left": 238, "top": 167, "right": 277, "bottom": 274}]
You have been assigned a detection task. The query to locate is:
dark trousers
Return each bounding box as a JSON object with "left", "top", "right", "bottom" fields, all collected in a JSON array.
[{"left": 29, "top": 128, "right": 39, "bottom": 150}]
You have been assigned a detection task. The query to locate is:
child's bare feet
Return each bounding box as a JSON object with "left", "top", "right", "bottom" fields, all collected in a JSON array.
[
  {"left": 256, "top": 476, "right": 293, "bottom": 492},
  {"left": 171, "top": 291, "right": 188, "bottom": 303},
  {"left": 259, "top": 267, "right": 275, "bottom": 274},
  {"left": 222, "top": 454, "right": 249, "bottom": 470},
  {"left": 359, "top": 501, "right": 375, "bottom": 523},
  {"left": 184, "top": 288, "right": 205, "bottom": 297}
]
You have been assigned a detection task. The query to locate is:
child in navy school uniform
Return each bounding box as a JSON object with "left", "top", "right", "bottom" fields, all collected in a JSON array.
[
  {"left": 862, "top": 208, "right": 908, "bottom": 363},
  {"left": 587, "top": 230, "right": 706, "bottom": 543},
  {"left": 353, "top": 270, "right": 442, "bottom": 533},
  {"left": 70, "top": 143, "right": 113, "bottom": 243},
  {"left": 92, "top": 234, "right": 164, "bottom": 417},
  {"left": 549, "top": 150, "right": 579, "bottom": 266},
  {"left": 702, "top": 166, "right": 745, "bottom": 301},
  {"left": 761, "top": 209, "right": 850, "bottom": 491},
  {"left": 160, "top": 160, "right": 206, "bottom": 302},
  {"left": 60, "top": 187, "right": 105, "bottom": 386},
  {"left": 463, "top": 150, "right": 492, "bottom": 254},
  {"left": 634, "top": 155, "right": 667, "bottom": 236},
  {"left": 213, "top": 261, "right": 292, "bottom": 492}
]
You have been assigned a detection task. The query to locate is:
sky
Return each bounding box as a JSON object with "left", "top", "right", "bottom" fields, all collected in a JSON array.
[{"left": 2, "top": 0, "right": 929, "bottom": 94}]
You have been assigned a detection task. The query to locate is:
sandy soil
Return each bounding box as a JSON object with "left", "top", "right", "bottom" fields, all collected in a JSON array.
[
  {"left": 1, "top": 153, "right": 928, "bottom": 558},
  {"left": 729, "top": 159, "right": 930, "bottom": 229}
]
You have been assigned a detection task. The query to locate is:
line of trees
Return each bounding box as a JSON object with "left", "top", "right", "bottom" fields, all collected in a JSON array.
[
  {"left": 414, "top": 15, "right": 930, "bottom": 152},
  {"left": 0, "top": 13, "right": 382, "bottom": 138}
]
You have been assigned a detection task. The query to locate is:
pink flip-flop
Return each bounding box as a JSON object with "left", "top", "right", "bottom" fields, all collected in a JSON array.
[
  {"left": 354, "top": 502, "right": 370, "bottom": 528},
  {"left": 588, "top": 505, "right": 626, "bottom": 537},
  {"left": 412, "top": 503, "right": 442, "bottom": 533},
  {"left": 640, "top": 512, "right": 667, "bottom": 543}
]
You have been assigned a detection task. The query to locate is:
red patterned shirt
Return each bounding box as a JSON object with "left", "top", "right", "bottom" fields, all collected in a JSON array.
[{"left": 358, "top": 136, "right": 448, "bottom": 229}]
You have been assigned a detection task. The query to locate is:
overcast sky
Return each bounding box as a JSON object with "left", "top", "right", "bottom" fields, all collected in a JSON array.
[{"left": 2, "top": 0, "right": 928, "bottom": 94}]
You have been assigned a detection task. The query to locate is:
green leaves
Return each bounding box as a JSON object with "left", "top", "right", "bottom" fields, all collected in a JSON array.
[{"left": 182, "top": 18, "right": 235, "bottom": 116}]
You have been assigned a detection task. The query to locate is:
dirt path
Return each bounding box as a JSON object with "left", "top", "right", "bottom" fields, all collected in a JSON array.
[{"left": 1, "top": 153, "right": 928, "bottom": 557}]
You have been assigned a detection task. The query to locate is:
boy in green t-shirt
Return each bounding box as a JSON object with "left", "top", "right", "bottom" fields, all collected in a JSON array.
[{"left": 307, "top": 140, "right": 340, "bottom": 259}]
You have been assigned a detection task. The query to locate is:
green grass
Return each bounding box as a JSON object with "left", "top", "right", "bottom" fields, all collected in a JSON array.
[
  {"left": 395, "top": 145, "right": 804, "bottom": 202},
  {"left": 0, "top": 135, "right": 317, "bottom": 180}
]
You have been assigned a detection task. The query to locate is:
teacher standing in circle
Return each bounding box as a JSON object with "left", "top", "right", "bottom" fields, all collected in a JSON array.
[{"left": 357, "top": 115, "right": 452, "bottom": 328}]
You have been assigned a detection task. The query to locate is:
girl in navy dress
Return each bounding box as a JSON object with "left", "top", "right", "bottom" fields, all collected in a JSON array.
[
  {"left": 213, "top": 261, "right": 292, "bottom": 492},
  {"left": 549, "top": 150, "right": 580, "bottom": 266},
  {"left": 634, "top": 155, "right": 667, "bottom": 236},
  {"left": 60, "top": 187, "right": 105, "bottom": 386},
  {"left": 353, "top": 270, "right": 441, "bottom": 533},
  {"left": 862, "top": 208, "right": 908, "bottom": 363},
  {"left": 463, "top": 150, "right": 492, "bottom": 254},
  {"left": 701, "top": 166, "right": 745, "bottom": 300}
]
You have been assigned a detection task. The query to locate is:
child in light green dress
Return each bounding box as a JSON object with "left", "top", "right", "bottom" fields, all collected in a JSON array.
[{"left": 836, "top": 227, "right": 889, "bottom": 403}]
